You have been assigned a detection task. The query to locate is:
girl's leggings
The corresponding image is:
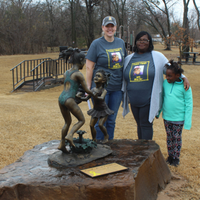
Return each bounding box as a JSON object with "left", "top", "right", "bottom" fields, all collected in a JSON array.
[{"left": 164, "top": 120, "right": 183, "bottom": 159}]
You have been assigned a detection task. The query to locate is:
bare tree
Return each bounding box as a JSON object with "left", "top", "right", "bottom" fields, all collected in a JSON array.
[
  {"left": 0, "top": 0, "right": 42, "bottom": 54},
  {"left": 182, "top": 0, "right": 190, "bottom": 52},
  {"left": 68, "top": 0, "right": 77, "bottom": 46},
  {"left": 136, "top": 0, "right": 175, "bottom": 50},
  {"left": 46, "top": 0, "right": 60, "bottom": 50},
  {"left": 170, "top": 23, "right": 195, "bottom": 59},
  {"left": 84, "top": 0, "right": 101, "bottom": 48},
  {"left": 0, "top": 0, "right": 58, "bottom": 54},
  {"left": 0, "top": 0, "right": 197, "bottom": 55},
  {"left": 111, "top": 0, "right": 127, "bottom": 26},
  {"left": 189, "top": 9, "right": 198, "bottom": 42},
  {"left": 192, "top": 0, "right": 200, "bottom": 30}
]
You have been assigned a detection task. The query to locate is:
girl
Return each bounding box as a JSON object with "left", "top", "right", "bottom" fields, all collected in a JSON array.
[
  {"left": 58, "top": 48, "right": 94, "bottom": 153},
  {"left": 80, "top": 69, "right": 114, "bottom": 143},
  {"left": 159, "top": 60, "right": 193, "bottom": 166}
]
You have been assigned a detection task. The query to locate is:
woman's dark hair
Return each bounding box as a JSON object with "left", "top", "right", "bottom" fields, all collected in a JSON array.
[
  {"left": 133, "top": 31, "right": 154, "bottom": 52},
  {"left": 165, "top": 60, "right": 184, "bottom": 75},
  {"left": 95, "top": 69, "right": 111, "bottom": 88}
]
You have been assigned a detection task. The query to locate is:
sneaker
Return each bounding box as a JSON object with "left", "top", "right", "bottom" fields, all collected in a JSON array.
[
  {"left": 171, "top": 158, "right": 180, "bottom": 167},
  {"left": 166, "top": 156, "right": 173, "bottom": 164}
]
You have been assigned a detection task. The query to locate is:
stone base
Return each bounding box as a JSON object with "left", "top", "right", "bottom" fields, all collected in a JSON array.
[
  {"left": 0, "top": 139, "right": 171, "bottom": 200},
  {"left": 48, "top": 143, "right": 113, "bottom": 168}
]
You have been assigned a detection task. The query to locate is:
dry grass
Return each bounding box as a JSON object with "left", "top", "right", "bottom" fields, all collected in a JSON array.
[{"left": 0, "top": 45, "right": 200, "bottom": 199}]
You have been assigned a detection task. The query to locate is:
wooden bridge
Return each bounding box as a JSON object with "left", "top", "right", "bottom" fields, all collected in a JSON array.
[{"left": 10, "top": 58, "right": 69, "bottom": 92}]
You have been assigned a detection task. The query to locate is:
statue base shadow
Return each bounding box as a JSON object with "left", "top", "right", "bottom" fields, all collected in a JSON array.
[{"left": 0, "top": 139, "right": 171, "bottom": 200}]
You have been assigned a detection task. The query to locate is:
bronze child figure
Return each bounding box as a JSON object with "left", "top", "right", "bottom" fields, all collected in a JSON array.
[
  {"left": 79, "top": 69, "right": 114, "bottom": 143},
  {"left": 58, "top": 48, "right": 94, "bottom": 153}
]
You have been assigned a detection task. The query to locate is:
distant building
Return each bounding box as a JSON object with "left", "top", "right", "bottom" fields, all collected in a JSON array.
[
  {"left": 195, "top": 40, "right": 200, "bottom": 44},
  {"left": 152, "top": 34, "right": 162, "bottom": 43}
]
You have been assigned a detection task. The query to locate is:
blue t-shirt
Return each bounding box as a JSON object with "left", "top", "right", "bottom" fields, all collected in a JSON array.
[
  {"left": 86, "top": 36, "right": 127, "bottom": 91},
  {"left": 124, "top": 52, "right": 155, "bottom": 107}
]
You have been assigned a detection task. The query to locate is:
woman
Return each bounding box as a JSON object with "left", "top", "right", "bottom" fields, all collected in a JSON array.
[
  {"left": 86, "top": 16, "right": 127, "bottom": 141},
  {"left": 122, "top": 31, "right": 189, "bottom": 140}
]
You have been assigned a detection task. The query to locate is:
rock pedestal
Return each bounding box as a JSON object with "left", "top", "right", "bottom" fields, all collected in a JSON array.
[{"left": 0, "top": 139, "right": 171, "bottom": 200}]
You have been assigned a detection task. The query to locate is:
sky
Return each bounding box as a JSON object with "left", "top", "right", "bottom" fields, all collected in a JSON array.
[{"left": 173, "top": 0, "right": 200, "bottom": 21}]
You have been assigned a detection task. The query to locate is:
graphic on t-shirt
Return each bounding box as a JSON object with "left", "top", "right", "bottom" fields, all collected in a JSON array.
[
  {"left": 133, "top": 65, "right": 144, "bottom": 75},
  {"left": 106, "top": 48, "right": 124, "bottom": 69},
  {"left": 111, "top": 52, "right": 122, "bottom": 63},
  {"left": 129, "top": 61, "right": 150, "bottom": 82}
]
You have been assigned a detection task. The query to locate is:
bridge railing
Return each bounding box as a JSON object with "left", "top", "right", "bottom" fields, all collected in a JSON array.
[
  {"left": 31, "top": 59, "right": 68, "bottom": 91},
  {"left": 10, "top": 58, "right": 52, "bottom": 92},
  {"left": 10, "top": 58, "right": 69, "bottom": 92}
]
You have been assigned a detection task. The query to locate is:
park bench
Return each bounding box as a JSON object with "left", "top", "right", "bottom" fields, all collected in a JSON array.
[{"left": 177, "top": 52, "right": 199, "bottom": 65}]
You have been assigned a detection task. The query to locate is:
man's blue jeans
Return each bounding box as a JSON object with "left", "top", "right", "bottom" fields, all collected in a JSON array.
[{"left": 95, "top": 90, "right": 123, "bottom": 140}]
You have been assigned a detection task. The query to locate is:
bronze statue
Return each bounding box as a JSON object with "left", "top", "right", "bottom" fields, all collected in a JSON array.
[
  {"left": 58, "top": 48, "right": 94, "bottom": 153},
  {"left": 78, "top": 69, "right": 114, "bottom": 143}
]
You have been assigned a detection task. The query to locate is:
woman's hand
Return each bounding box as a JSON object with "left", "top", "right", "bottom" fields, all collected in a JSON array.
[{"left": 182, "top": 77, "right": 190, "bottom": 91}]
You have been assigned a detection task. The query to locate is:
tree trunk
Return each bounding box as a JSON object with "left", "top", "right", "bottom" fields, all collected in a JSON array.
[
  {"left": 163, "top": 0, "right": 171, "bottom": 50},
  {"left": 182, "top": 0, "right": 190, "bottom": 53},
  {"left": 85, "top": 0, "right": 96, "bottom": 48},
  {"left": 192, "top": 0, "right": 200, "bottom": 30},
  {"left": 70, "top": 0, "right": 76, "bottom": 46}
]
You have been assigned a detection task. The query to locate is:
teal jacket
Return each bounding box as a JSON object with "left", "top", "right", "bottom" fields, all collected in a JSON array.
[{"left": 162, "top": 78, "right": 193, "bottom": 130}]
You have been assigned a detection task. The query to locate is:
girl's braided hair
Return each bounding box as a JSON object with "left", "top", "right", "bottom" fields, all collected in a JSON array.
[
  {"left": 59, "top": 48, "right": 85, "bottom": 65},
  {"left": 68, "top": 48, "right": 85, "bottom": 65},
  {"left": 165, "top": 60, "right": 184, "bottom": 75},
  {"left": 95, "top": 69, "right": 111, "bottom": 88}
]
